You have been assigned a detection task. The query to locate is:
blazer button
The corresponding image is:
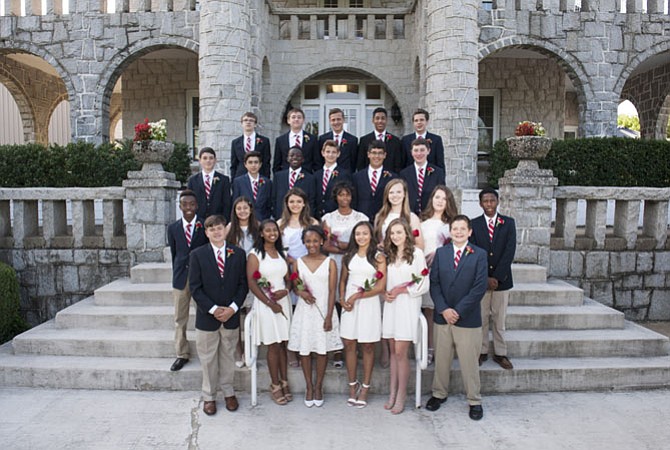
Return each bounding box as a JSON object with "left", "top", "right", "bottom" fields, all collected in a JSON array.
[
  {"left": 489, "top": 265, "right": 494, "bottom": 270},
  {"left": 489, "top": 252, "right": 494, "bottom": 256}
]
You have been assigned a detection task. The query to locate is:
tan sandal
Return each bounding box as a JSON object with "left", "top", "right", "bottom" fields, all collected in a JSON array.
[
  {"left": 280, "top": 379, "right": 293, "bottom": 402},
  {"left": 270, "top": 383, "right": 287, "bottom": 405}
]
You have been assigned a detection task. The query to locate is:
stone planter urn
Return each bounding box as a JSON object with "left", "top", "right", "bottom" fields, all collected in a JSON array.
[
  {"left": 132, "top": 140, "right": 174, "bottom": 171},
  {"left": 506, "top": 135, "right": 552, "bottom": 172}
]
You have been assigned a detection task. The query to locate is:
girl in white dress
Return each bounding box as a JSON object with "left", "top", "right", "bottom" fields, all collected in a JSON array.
[
  {"left": 226, "top": 196, "right": 261, "bottom": 367},
  {"left": 340, "top": 221, "right": 387, "bottom": 408},
  {"left": 288, "top": 226, "right": 343, "bottom": 407},
  {"left": 277, "top": 188, "right": 319, "bottom": 368},
  {"left": 373, "top": 178, "right": 424, "bottom": 368},
  {"left": 420, "top": 185, "right": 458, "bottom": 365},
  {"left": 382, "top": 218, "right": 430, "bottom": 414},
  {"left": 246, "top": 219, "right": 292, "bottom": 405},
  {"left": 321, "top": 181, "right": 368, "bottom": 367}
]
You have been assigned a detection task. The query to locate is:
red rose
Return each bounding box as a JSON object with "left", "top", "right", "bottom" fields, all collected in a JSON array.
[
  {"left": 412, "top": 229, "right": 420, "bottom": 237},
  {"left": 323, "top": 229, "right": 329, "bottom": 238},
  {"left": 290, "top": 272, "right": 299, "bottom": 281},
  {"left": 252, "top": 271, "right": 261, "bottom": 280},
  {"left": 375, "top": 271, "right": 384, "bottom": 280},
  {"left": 421, "top": 268, "right": 429, "bottom": 276}
]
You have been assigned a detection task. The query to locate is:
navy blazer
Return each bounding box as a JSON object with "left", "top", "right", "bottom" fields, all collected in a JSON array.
[
  {"left": 167, "top": 217, "right": 209, "bottom": 290},
  {"left": 186, "top": 171, "right": 232, "bottom": 222},
  {"left": 356, "top": 132, "right": 406, "bottom": 173},
  {"left": 312, "top": 166, "right": 351, "bottom": 219},
  {"left": 470, "top": 214, "right": 517, "bottom": 291},
  {"left": 232, "top": 174, "right": 273, "bottom": 221},
  {"left": 273, "top": 131, "right": 318, "bottom": 174},
  {"left": 429, "top": 242, "right": 488, "bottom": 327},
  {"left": 230, "top": 134, "right": 272, "bottom": 179},
  {"left": 399, "top": 163, "right": 446, "bottom": 215},
  {"left": 351, "top": 168, "right": 396, "bottom": 222},
  {"left": 271, "top": 169, "right": 317, "bottom": 219},
  {"left": 189, "top": 243, "right": 248, "bottom": 331},
  {"left": 316, "top": 131, "right": 359, "bottom": 173},
  {"left": 401, "top": 131, "right": 445, "bottom": 170}
]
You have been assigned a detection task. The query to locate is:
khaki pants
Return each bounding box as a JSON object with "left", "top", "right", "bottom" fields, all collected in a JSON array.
[
  {"left": 480, "top": 290, "right": 509, "bottom": 356},
  {"left": 432, "top": 323, "right": 482, "bottom": 405},
  {"left": 196, "top": 327, "right": 239, "bottom": 401},
  {"left": 173, "top": 285, "right": 192, "bottom": 359}
]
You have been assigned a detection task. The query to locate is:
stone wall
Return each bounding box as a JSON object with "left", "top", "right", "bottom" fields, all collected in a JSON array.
[
  {"left": 550, "top": 249, "right": 670, "bottom": 321},
  {"left": 121, "top": 57, "right": 198, "bottom": 142},
  {"left": 620, "top": 64, "right": 670, "bottom": 139}
]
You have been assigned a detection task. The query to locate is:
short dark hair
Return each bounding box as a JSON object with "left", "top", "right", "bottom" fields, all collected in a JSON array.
[
  {"left": 411, "top": 137, "right": 430, "bottom": 150},
  {"left": 241, "top": 112, "right": 258, "bottom": 123},
  {"left": 332, "top": 180, "right": 354, "bottom": 201},
  {"left": 244, "top": 151, "right": 262, "bottom": 163},
  {"left": 179, "top": 189, "right": 197, "bottom": 201},
  {"left": 478, "top": 187, "right": 499, "bottom": 201},
  {"left": 368, "top": 139, "right": 386, "bottom": 152},
  {"left": 451, "top": 214, "right": 471, "bottom": 229},
  {"left": 198, "top": 147, "right": 216, "bottom": 158},
  {"left": 288, "top": 146, "right": 303, "bottom": 155},
  {"left": 302, "top": 225, "right": 326, "bottom": 243},
  {"left": 328, "top": 108, "right": 344, "bottom": 119},
  {"left": 413, "top": 109, "right": 429, "bottom": 121},
  {"left": 372, "top": 107, "right": 387, "bottom": 118},
  {"left": 204, "top": 214, "right": 227, "bottom": 228}
]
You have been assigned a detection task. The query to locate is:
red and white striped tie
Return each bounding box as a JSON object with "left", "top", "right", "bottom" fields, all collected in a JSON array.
[
  {"left": 417, "top": 167, "right": 425, "bottom": 198},
  {"left": 252, "top": 180, "right": 259, "bottom": 200},
  {"left": 370, "top": 170, "right": 378, "bottom": 194},
  {"left": 377, "top": 133, "right": 383, "bottom": 141},
  {"left": 204, "top": 174, "right": 211, "bottom": 200},
  {"left": 488, "top": 218, "right": 495, "bottom": 242},
  {"left": 322, "top": 169, "right": 330, "bottom": 195},
  {"left": 295, "top": 133, "right": 301, "bottom": 148},
  {"left": 185, "top": 223, "right": 192, "bottom": 247},
  {"left": 454, "top": 249, "right": 462, "bottom": 270},
  {"left": 334, "top": 135, "right": 339, "bottom": 146},
  {"left": 289, "top": 170, "right": 297, "bottom": 189},
  {"left": 245, "top": 136, "right": 252, "bottom": 153},
  {"left": 217, "top": 249, "right": 225, "bottom": 278}
]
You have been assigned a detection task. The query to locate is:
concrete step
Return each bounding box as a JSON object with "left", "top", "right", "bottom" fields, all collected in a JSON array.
[
  {"left": 509, "top": 280, "right": 583, "bottom": 306},
  {"left": 1, "top": 348, "right": 669, "bottom": 394},
  {"left": 506, "top": 299, "right": 625, "bottom": 330},
  {"left": 94, "top": 279, "right": 173, "bottom": 306},
  {"left": 511, "top": 264, "right": 546, "bottom": 283},
  {"left": 130, "top": 263, "right": 171, "bottom": 284}
]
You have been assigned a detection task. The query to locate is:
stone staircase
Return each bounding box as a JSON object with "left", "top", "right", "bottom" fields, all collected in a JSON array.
[{"left": 1, "top": 263, "right": 669, "bottom": 395}]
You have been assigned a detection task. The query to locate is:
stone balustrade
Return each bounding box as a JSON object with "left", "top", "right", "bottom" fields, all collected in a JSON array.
[
  {"left": 0, "top": 0, "right": 197, "bottom": 15},
  {"left": 0, "top": 187, "right": 126, "bottom": 250},
  {"left": 552, "top": 186, "right": 670, "bottom": 251}
]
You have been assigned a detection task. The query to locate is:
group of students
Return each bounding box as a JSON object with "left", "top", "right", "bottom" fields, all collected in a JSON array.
[{"left": 167, "top": 108, "right": 517, "bottom": 420}]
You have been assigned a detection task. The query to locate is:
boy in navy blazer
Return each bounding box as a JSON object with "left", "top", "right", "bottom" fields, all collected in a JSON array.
[
  {"left": 189, "top": 215, "right": 248, "bottom": 415},
  {"left": 230, "top": 112, "right": 272, "bottom": 178},
  {"left": 470, "top": 187, "right": 517, "bottom": 370},
  {"left": 187, "top": 147, "right": 232, "bottom": 222},
  {"left": 316, "top": 108, "right": 359, "bottom": 172},
  {"left": 167, "top": 190, "right": 209, "bottom": 372},
  {"left": 351, "top": 139, "right": 396, "bottom": 221},
  {"left": 426, "top": 215, "right": 488, "bottom": 421},
  {"left": 399, "top": 137, "right": 446, "bottom": 215},
  {"left": 313, "top": 139, "right": 351, "bottom": 219},
  {"left": 272, "top": 147, "right": 316, "bottom": 218},
  {"left": 232, "top": 151, "right": 272, "bottom": 220},
  {"left": 273, "top": 107, "right": 317, "bottom": 174},
  {"left": 356, "top": 107, "right": 405, "bottom": 173},
  {"left": 401, "top": 109, "right": 445, "bottom": 169}
]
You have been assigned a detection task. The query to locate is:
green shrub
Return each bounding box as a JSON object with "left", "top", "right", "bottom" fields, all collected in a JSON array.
[
  {"left": 163, "top": 142, "right": 192, "bottom": 186},
  {"left": 488, "top": 137, "right": 670, "bottom": 188},
  {"left": 0, "top": 262, "right": 29, "bottom": 344}
]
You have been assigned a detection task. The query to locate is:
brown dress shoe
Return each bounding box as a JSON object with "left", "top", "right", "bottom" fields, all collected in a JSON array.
[
  {"left": 203, "top": 401, "right": 217, "bottom": 415},
  {"left": 493, "top": 355, "right": 513, "bottom": 370},
  {"left": 478, "top": 354, "right": 488, "bottom": 366},
  {"left": 224, "top": 396, "right": 239, "bottom": 412}
]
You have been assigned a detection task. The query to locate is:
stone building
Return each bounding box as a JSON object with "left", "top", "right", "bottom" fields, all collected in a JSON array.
[{"left": 1, "top": 0, "right": 670, "bottom": 188}]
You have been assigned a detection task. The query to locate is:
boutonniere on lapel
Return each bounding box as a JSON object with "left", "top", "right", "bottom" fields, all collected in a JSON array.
[
  {"left": 465, "top": 245, "right": 474, "bottom": 255},
  {"left": 426, "top": 138, "right": 433, "bottom": 145},
  {"left": 340, "top": 138, "right": 348, "bottom": 146},
  {"left": 496, "top": 216, "right": 505, "bottom": 227},
  {"left": 426, "top": 166, "right": 435, "bottom": 176},
  {"left": 385, "top": 133, "right": 393, "bottom": 141},
  {"left": 226, "top": 248, "right": 235, "bottom": 257},
  {"left": 303, "top": 134, "right": 310, "bottom": 142},
  {"left": 258, "top": 178, "right": 266, "bottom": 186},
  {"left": 195, "top": 222, "right": 203, "bottom": 231},
  {"left": 297, "top": 173, "right": 305, "bottom": 181},
  {"left": 332, "top": 170, "right": 339, "bottom": 178},
  {"left": 382, "top": 170, "right": 392, "bottom": 178},
  {"left": 256, "top": 137, "right": 263, "bottom": 145},
  {"left": 212, "top": 176, "right": 220, "bottom": 185}
]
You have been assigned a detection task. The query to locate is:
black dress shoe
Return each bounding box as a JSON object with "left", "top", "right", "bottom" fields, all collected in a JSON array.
[
  {"left": 478, "top": 354, "right": 488, "bottom": 366},
  {"left": 170, "top": 358, "right": 189, "bottom": 371},
  {"left": 469, "top": 404, "right": 484, "bottom": 420},
  {"left": 425, "top": 396, "right": 447, "bottom": 411}
]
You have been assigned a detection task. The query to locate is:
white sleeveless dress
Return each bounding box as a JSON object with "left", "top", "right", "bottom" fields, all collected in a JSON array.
[
  {"left": 420, "top": 219, "right": 451, "bottom": 308},
  {"left": 250, "top": 249, "right": 291, "bottom": 345},
  {"left": 340, "top": 254, "right": 382, "bottom": 343}
]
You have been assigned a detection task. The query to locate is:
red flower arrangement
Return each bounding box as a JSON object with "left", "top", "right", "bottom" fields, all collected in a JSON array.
[
  {"left": 133, "top": 118, "right": 152, "bottom": 142},
  {"left": 514, "top": 121, "right": 546, "bottom": 137}
]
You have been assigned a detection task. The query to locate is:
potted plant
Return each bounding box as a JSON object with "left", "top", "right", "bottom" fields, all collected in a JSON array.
[{"left": 132, "top": 118, "right": 173, "bottom": 171}]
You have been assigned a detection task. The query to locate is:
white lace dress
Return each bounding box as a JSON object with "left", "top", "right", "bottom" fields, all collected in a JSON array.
[
  {"left": 340, "top": 254, "right": 382, "bottom": 343},
  {"left": 250, "top": 249, "right": 291, "bottom": 345},
  {"left": 288, "top": 257, "right": 343, "bottom": 356},
  {"left": 382, "top": 248, "right": 430, "bottom": 343},
  {"left": 420, "top": 219, "right": 451, "bottom": 308}
]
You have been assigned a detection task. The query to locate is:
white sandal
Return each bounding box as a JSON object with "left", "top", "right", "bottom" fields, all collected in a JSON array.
[
  {"left": 356, "top": 383, "right": 370, "bottom": 408},
  {"left": 347, "top": 380, "right": 360, "bottom": 407}
]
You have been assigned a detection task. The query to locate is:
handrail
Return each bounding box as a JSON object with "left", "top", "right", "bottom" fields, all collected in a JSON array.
[
  {"left": 243, "top": 308, "right": 258, "bottom": 406},
  {"left": 414, "top": 313, "right": 428, "bottom": 409}
]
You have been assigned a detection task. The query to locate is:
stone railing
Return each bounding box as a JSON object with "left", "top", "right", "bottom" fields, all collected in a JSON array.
[
  {"left": 0, "top": 0, "right": 197, "bottom": 15},
  {"left": 484, "top": 0, "right": 667, "bottom": 14},
  {"left": 552, "top": 186, "right": 670, "bottom": 251},
  {"left": 0, "top": 187, "right": 126, "bottom": 250}
]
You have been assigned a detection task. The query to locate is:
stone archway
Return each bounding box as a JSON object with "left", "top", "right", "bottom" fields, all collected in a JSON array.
[{"left": 0, "top": 66, "right": 36, "bottom": 143}]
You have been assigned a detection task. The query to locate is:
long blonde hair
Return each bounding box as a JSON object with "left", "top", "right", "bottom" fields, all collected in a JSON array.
[{"left": 374, "top": 178, "right": 411, "bottom": 241}]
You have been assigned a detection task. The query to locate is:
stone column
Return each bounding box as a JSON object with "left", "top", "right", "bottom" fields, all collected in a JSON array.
[
  {"left": 498, "top": 165, "right": 558, "bottom": 269},
  {"left": 424, "top": 0, "right": 479, "bottom": 189},
  {"left": 198, "top": 0, "right": 253, "bottom": 169},
  {"left": 123, "top": 169, "right": 180, "bottom": 264}
]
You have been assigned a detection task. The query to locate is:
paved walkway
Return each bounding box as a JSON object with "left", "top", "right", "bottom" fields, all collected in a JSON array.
[{"left": 2, "top": 387, "right": 670, "bottom": 450}]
